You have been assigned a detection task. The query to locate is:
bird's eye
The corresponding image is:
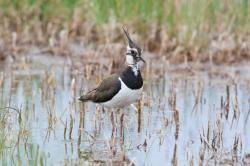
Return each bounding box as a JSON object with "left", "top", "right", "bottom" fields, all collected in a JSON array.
[{"left": 131, "top": 50, "right": 136, "bottom": 56}]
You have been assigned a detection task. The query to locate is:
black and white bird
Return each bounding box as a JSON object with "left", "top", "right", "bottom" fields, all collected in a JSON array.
[{"left": 79, "top": 28, "right": 145, "bottom": 109}]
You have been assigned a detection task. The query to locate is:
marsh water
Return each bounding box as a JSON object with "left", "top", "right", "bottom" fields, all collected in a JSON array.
[{"left": 0, "top": 55, "right": 250, "bottom": 166}]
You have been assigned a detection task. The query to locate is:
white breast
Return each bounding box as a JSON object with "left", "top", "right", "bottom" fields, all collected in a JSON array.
[{"left": 102, "top": 77, "right": 143, "bottom": 108}]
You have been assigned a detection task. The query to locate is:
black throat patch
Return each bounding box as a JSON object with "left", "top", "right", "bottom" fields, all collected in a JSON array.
[{"left": 120, "top": 66, "right": 143, "bottom": 90}]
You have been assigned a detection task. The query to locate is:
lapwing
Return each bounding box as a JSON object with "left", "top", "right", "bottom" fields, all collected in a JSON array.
[
  {"left": 79, "top": 28, "right": 145, "bottom": 109},
  {"left": 79, "top": 28, "right": 145, "bottom": 140}
]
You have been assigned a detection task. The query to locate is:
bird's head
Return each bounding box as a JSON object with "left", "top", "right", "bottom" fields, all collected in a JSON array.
[{"left": 123, "top": 28, "right": 145, "bottom": 66}]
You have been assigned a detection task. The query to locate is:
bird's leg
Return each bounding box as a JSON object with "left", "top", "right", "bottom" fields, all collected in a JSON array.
[
  {"left": 110, "top": 111, "right": 116, "bottom": 136},
  {"left": 120, "top": 113, "right": 124, "bottom": 144},
  {"left": 120, "top": 112, "right": 125, "bottom": 161},
  {"left": 102, "top": 106, "right": 105, "bottom": 113},
  {"left": 110, "top": 111, "right": 117, "bottom": 155}
]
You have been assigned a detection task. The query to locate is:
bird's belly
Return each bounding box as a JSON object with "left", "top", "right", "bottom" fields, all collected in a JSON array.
[{"left": 103, "top": 84, "right": 143, "bottom": 109}]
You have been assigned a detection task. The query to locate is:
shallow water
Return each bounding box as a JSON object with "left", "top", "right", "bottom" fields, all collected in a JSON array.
[{"left": 0, "top": 58, "right": 250, "bottom": 165}]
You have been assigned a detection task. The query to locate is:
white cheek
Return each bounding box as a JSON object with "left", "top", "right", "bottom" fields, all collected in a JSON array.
[{"left": 126, "top": 55, "right": 134, "bottom": 65}]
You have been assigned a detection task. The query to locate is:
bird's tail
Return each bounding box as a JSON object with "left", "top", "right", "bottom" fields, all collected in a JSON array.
[
  {"left": 78, "top": 95, "right": 90, "bottom": 102},
  {"left": 79, "top": 89, "right": 96, "bottom": 102}
]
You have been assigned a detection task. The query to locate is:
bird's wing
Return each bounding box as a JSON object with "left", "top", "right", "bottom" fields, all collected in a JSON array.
[{"left": 79, "top": 74, "right": 121, "bottom": 103}]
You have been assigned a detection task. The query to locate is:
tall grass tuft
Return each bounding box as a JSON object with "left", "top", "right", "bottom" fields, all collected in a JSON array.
[{"left": 0, "top": 0, "right": 249, "bottom": 31}]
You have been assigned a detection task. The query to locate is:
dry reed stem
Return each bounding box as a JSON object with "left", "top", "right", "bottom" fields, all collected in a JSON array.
[
  {"left": 244, "top": 99, "right": 250, "bottom": 127},
  {"left": 232, "top": 84, "right": 240, "bottom": 122},
  {"left": 69, "top": 114, "right": 73, "bottom": 139},
  {"left": 192, "top": 81, "right": 203, "bottom": 114},
  {"left": 77, "top": 103, "right": 85, "bottom": 148},
  {"left": 225, "top": 85, "right": 230, "bottom": 119},
  {"left": 171, "top": 143, "right": 177, "bottom": 166},
  {"left": 170, "top": 80, "right": 180, "bottom": 140},
  {"left": 200, "top": 131, "right": 213, "bottom": 150},
  {"left": 64, "top": 120, "right": 67, "bottom": 140}
]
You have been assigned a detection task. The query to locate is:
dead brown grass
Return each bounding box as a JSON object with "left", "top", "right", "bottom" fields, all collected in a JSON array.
[{"left": 0, "top": 7, "right": 250, "bottom": 67}]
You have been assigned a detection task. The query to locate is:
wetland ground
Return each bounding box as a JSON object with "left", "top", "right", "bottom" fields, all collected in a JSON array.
[{"left": 0, "top": 54, "right": 250, "bottom": 165}]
